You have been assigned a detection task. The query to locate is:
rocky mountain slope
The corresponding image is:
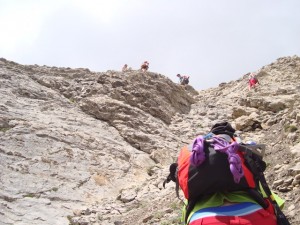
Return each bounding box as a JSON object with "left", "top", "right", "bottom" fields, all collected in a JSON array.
[{"left": 0, "top": 56, "right": 299, "bottom": 225}]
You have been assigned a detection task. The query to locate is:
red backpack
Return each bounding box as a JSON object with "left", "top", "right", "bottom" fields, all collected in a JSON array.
[{"left": 163, "top": 122, "right": 290, "bottom": 225}]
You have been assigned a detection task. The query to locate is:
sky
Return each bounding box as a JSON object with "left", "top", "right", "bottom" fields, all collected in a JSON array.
[{"left": 0, "top": 0, "right": 300, "bottom": 90}]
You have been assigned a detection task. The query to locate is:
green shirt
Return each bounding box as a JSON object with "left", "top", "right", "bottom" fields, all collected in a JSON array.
[{"left": 183, "top": 190, "right": 285, "bottom": 223}]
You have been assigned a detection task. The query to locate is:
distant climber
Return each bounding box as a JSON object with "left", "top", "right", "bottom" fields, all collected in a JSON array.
[
  {"left": 141, "top": 61, "right": 149, "bottom": 72},
  {"left": 176, "top": 74, "right": 190, "bottom": 85},
  {"left": 182, "top": 75, "right": 190, "bottom": 85},
  {"left": 248, "top": 72, "right": 260, "bottom": 90},
  {"left": 122, "top": 64, "right": 128, "bottom": 72}
]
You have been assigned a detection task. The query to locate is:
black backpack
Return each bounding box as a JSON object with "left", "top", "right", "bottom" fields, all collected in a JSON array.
[{"left": 164, "top": 122, "right": 290, "bottom": 225}]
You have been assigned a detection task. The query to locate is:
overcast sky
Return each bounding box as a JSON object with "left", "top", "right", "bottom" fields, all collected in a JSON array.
[{"left": 0, "top": 0, "right": 299, "bottom": 90}]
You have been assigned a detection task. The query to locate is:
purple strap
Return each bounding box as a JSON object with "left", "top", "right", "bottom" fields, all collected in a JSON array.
[
  {"left": 190, "top": 136, "right": 244, "bottom": 183},
  {"left": 212, "top": 136, "right": 244, "bottom": 183},
  {"left": 190, "top": 136, "right": 206, "bottom": 166}
]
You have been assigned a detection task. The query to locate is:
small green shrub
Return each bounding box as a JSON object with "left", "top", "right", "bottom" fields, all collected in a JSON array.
[
  {"left": 52, "top": 187, "right": 58, "bottom": 192},
  {"left": 146, "top": 166, "right": 156, "bottom": 176},
  {"left": 153, "top": 212, "right": 163, "bottom": 219},
  {"left": 0, "top": 127, "right": 10, "bottom": 132},
  {"left": 284, "top": 124, "right": 298, "bottom": 133},
  {"left": 23, "top": 193, "right": 35, "bottom": 198},
  {"left": 170, "top": 202, "right": 180, "bottom": 210},
  {"left": 69, "top": 98, "right": 76, "bottom": 103}
]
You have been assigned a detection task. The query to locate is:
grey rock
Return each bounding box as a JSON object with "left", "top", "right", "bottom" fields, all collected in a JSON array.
[{"left": 1, "top": 56, "right": 300, "bottom": 224}]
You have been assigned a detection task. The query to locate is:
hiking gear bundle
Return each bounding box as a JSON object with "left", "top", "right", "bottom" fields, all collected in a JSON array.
[{"left": 163, "top": 122, "right": 290, "bottom": 225}]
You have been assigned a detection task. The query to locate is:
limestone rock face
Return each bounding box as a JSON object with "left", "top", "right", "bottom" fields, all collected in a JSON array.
[{"left": 1, "top": 56, "right": 300, "bottom": 225}]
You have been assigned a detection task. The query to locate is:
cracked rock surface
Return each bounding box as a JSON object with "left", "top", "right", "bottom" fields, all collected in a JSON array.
[{"left": 0, "top": 56, "right": 300, "bottom": 224}]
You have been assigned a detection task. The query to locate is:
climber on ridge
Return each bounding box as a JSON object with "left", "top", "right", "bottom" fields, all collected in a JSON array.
[
  {"left": 122, "top": 64, "right": 128, "bottom": 72},
  {"left": 141, "top": 61, "right": 149, "bottom": 72},
  {"left": 248, "top": 72, "right": 260, "bottom": 90},
  {"left": 177, "top": 74, "right": 190, "bottom": 85},
  {"left": 182, "top": 75, "right": 190, "bottom": 85}
]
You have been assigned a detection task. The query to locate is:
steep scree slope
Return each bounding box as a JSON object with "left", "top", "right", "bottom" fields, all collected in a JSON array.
[{"left": 0, "top": 56, "right": 300, "bottom": 225}]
